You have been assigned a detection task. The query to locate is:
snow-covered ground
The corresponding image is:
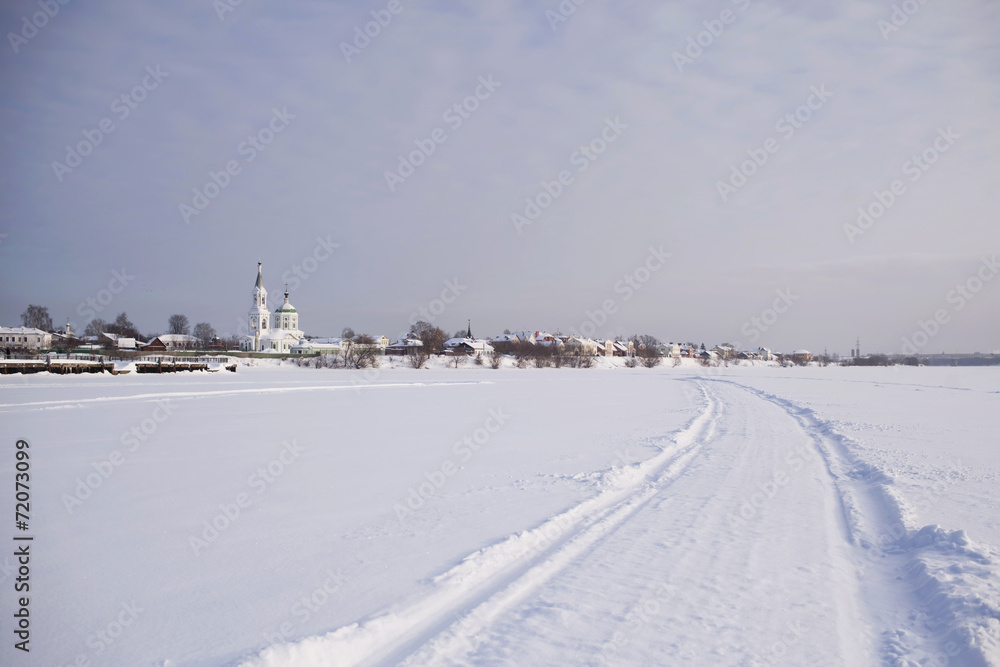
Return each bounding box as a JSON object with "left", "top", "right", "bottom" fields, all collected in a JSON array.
[{"left": 1, "top": 362, "right": 998, "bottom": 666}]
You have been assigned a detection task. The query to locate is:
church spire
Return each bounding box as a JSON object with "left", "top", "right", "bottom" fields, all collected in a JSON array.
[
  {"left": 466, "top": 319, "right": 473, "bottom": 339},
  {"left": 255, "top": 261, "right": 264, "bottom": 289}
]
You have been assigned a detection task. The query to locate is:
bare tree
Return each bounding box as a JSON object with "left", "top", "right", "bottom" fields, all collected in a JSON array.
[
  {"left": 489, "top": 349, "right": 503, "bottom": 369},
  {"left": 84, "top": 318, "right": 108, "bottom": 338},
  {"left": 410, "top": 320, "right": 447, "bottom": 354},
  {"left": 341, "top": 334, "right": 381, "bottom": 369},
  {"left": 407, "top": 349, "right": 430, "bottom": 369},
  {"left": 341, "top": 327, "right": 356, "bottom": 340},
  {"left": 109, "top": 312, "right": 140, "bottom": 339},
  {"left": 20, "top": 305, "right": 52, "bottom": 331},
  {"left": 533, "top": 344, "right": 553, "bottom": 368},
  {"left": 633, "top": 334, "right": 662, "bottom": 368},
  {"left": 193, "top": 322, "right": 217, "bottom": 345},
  {"left": 168, "top": 314, "right": 190, "bottom": 335}
]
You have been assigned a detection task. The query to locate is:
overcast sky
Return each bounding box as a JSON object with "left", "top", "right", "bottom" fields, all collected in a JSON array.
[{"left": 1, "top": 0, "right": 997, "bottom": 354}]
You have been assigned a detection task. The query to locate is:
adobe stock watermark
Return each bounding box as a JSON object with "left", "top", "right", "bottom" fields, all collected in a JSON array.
[
  {"left": 213, "top": 0, "right": 247, "bottom": 21},
  {"left": 900, "top": 255, "right": 997, "bottom": 355},
  {"left": 726, "top": 444, "right": 807, "bottom": 530},
  {"left": 51, "top": 66, "right": 170, "bottom": 182},
  {"left": 408, "top": 606, "right": 493, "bottom": 664},
  {"left": 569, "top": 245, "right": 671, "bottom": 339},
  {"left": 60, "top": 600, "right": 144, "bottom": 665},
  {"left": 189, "top": 439, "right": 306, "bottom": 556},
  {"left": 72, "top": 267, "right": 136, "bottom": 329},
  {"left": 545, "top": 0, "right": 587, "bottom": 31},
  {"left": 844, "top": 126, "right": 959, "bottom": 244},
  {"left": 511, "top": 117, "right": 628, "bottom": 233},
  {"left": 717, "top": 85, "right": 833, "bottom": 202},
  {"left": 61, "top": 400, "right": 177, "bottom": 514},
  {"left": 671, "top": 0, "right": 752, "bottom": 73},
  {"left": 260, "top": 568, "right": 348, "bottom": 646},
  {"left": 179, "top": 107, "right": 296, "bottom": 224},
  {"left": 282, "top": 235, "right": 341, "bottom": 292},
  {"left": 7, "top": 0, "right": 71, "bottom": 54},
  {"left": 877, "top": 0, "right": 930, "bottom": 40},
  {"left": 594, "top": 582, "right": 675, "bottom": 664},
  {"left": 340, "top": 0, "right": 413, "bottom": 63},
  {"left": 749, "top": 620, "right": 806, "bottom": 666},
  {"left": 863, "top": 456, "right": 967, "bottom": 565},
  {"left": 393, "top": 408, "right": 510, "bottom": 522},
  {"left": 384, "top": 75, "right": 501, "bottom": 192},
  {"left": 407, "top": 278, "right": 467, "bottom": 327},
  {"left": 739, "top": 288, "right": 800, "bottom": 343}
]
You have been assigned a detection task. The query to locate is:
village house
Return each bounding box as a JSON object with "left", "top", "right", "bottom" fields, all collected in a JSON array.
[
  {"left": 386, "top": 336, "right": 424, "bottom": 356},
  {"left": 563, "top": 336, "right": 599, "bottom": 356},
  {"left": 443, "top": 322, "right": 493, "bottom": 355},
  {"left": 792, "top": 349, "right": 812, "bottom": 364},
  {"left": 141, "top": 334, "right": 200, "bottom": 352},
  {"left": 0, "top": 326, "right": 52, "bottom": 351},
  {"left": 100, "top": 332, "right": 138, "bottom": 349}
]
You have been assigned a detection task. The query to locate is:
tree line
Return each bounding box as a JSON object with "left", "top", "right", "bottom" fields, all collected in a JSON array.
[{"left": 17, "top": 305, "right": 221, "bottom": 348}]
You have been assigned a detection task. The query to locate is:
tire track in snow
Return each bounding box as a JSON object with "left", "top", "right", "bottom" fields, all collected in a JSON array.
[
  {"left": 711, "top": 378, "right": 1000, "bottom": 667},
  {"left": 490, "top": 378, "right": 871, "bottom": 665},
  {"left": 235, "top": 383, "right": 720, "bottom": 667}
]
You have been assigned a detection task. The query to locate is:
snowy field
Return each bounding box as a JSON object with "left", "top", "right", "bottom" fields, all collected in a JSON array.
[{"left": 1, "top": 362, "right": 999, "bottom": 666}]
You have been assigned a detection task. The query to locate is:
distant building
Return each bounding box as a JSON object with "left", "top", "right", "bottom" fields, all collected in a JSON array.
[
  {"left": 386, "top": 336, "right": 424, "bottom": 356},
  {"left": 99, "top": 332, "right": 137, "bottom": 349},
  {"left": 0, "top": 326, "right": 52, "bottom": 351},
  {"left": 444, "top": 322, "right": 493, "bottom": 356},
  {"left": 290, "top": 338, "right": 347, "bottom": 355},
  {"left": 142, "top": 334, "right": 200, "bottom": 352},
  {"left": 239, "top": 262, "right": 305, "bottom": 353}
]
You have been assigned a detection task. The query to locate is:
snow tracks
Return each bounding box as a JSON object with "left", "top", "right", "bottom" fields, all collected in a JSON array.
[
  {"left": 235, "top": 383, "right": 719, "bottom": 667},
  {"left": 235, "top": 379, "right": 1000, "bottom": 666},
  {"left": 720, "top": 379, "right": 1000, "bottom": 667}
]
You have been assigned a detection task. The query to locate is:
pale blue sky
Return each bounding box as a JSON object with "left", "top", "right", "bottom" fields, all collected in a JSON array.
[{"left": 1, "top": 0, "right": 998, "bottom": 354}]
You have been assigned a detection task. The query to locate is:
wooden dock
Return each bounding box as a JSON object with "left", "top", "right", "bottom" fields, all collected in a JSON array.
[{"left": 0, "top": 356, "right": 237, "bottom": 375}]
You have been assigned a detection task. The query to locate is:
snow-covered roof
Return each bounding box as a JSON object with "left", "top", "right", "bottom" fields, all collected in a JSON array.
[
  {"left": 308, "top": 337, "right": 348, "bottom": 345},
  {"left": 153, "top": 334, "right": 200, "bottom": 343},
  {"left": 389, "top": 337, "right": 423, "bottom": 347},
  {"left": 0, "top": 326, "right": 49, "bottom": 335},
  {"left": 292, "top": 339, "right": 341, "bottom": 349}
]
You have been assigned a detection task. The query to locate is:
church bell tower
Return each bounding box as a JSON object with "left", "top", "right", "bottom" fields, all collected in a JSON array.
[{"left": 249, "top": 261, "right": 271, "bottom": 351}]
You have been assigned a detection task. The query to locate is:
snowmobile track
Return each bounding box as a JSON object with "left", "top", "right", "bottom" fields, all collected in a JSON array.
[{"left": 238, "top": 382, "right": 720, "bottom": 667}]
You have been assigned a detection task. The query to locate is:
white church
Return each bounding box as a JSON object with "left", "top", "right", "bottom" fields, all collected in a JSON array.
[{"left": 239, "top": 262, "right": 305, "bottom": 353}]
